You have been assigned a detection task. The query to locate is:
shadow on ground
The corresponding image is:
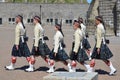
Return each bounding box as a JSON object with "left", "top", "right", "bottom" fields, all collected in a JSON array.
[
  {"left": 76, "top": 68, "right": 85, "bottom": 72},
  {"left": 95, "top": 69, "right": 109, "bottom": 75},
  {"left": 35, "top": 66, "right": 49, "bottom": 71},
  {"left": 15, "top": 65, "right": 29, "bottom": 70}
]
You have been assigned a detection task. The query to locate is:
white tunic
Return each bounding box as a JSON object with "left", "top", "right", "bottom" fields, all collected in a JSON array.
[
  {"left": 53, "top": 31, "right": 63, "bottom": 53},
  {"left": 95, "top": 23, "right": 105, "bottom": 48},
  {"left": 73, "top": 28, "right": 83, "bottom": 53},
  {"left": 34, "top": 23, "right": 44, "bottom": 47},
  {"left": 80, "top": 23, "right": 86, "bottom": 37},
  {"left": 15, "top": 22, "right": 25, "bottom": 45}
]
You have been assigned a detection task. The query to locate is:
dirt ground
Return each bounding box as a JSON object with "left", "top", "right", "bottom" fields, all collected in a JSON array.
[{"left": 0, "top": 25, "right": 120, "bottom": 80}]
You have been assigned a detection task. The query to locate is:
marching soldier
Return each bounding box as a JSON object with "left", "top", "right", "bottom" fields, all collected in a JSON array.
[
  {"left": 5, "top": 15, "right": 31, "bottom": 70},
  {"left": 90, "top": 16, "right": 117, "bottom": 75},
  {"left": 70, "top": 20, "right": 92, "bottom": 72},
  {"left": 47, "top": 24, "right": 71, "bottom": 73},
  {"left": 25, "top": 16, "right": 51, "bottom": 72},
  {"left": 78, "top": 17, "right": 92, "bottom": 60}
]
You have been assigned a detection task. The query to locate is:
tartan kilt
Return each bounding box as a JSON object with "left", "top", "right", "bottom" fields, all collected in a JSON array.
[
  {"left": 31, "top": 40, "right": 50, "bottom": 57},
  {"left": 91, "top": 43, "right": 113, "bottom": 60},
  {"left": 49, "top": 48, "right": 69, "bottom": 61},
  {"left": 70, "top": 42, "right": 89, "bottom": 62},
  {"left": 12, "top": 39, "right": 30, "bottom": 57},
  {"left": 82, "top": 38, "right": 91, "bottom": 49}
]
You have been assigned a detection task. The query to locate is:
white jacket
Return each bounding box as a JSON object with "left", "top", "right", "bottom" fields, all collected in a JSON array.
[
  {"left": 73, "top": 28, "right": 83, "bottom": 53},
  {"left": 53, "top": 31, "right": 63, "bottom": 53},
  {"left": 34, "top": 23, "right": 44, "bottom": 47},
  {"left": 15, "top": 22, "right": 25, "bottom": 45},
  {"left": 95, "top": 23, "right": 105, "bottom": 48}
]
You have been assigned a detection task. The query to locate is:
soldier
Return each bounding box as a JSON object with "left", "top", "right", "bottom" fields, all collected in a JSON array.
[
  {"left": 70, "top": 20, "right": 92, "bottom": 72},
  {"left": 78, "top": 17, "right": 92, "bottom": 60},
  {"left": 47, "top": 24, "right": 71, "bottom": 73},
  {"left": 25, "top": 16, "right": 51, "bottom": 72},
  {"left": 5, "top": 15, "right": 31, "bottom": 70},
  {"left": 90, "top": 16, "right": 117, "bottom": 75}
]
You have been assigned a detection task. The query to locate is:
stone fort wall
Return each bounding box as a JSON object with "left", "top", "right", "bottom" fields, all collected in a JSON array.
[{"left": 0, "top": 3, "right": 89, "bottom": 27}]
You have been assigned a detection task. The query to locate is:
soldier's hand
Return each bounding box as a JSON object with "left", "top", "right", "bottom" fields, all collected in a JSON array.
[
  {"left": 35, "top": 47, "right": 38, "bottom": 51},
  {"left": 16, "top": 45, "right": 19, "bottom": 50},
  {"left": 73, "top": 51, "right": 77, "bottom": 55},
  {"left": 72, "top": 51, "right": 77, "bottom": 60},
  {"left": 97, "top": 48, "right": 100, "bottom": 54},
  {"left": 54, "top": 53, "right": 57, "bottom": 57},
  {"left": 86, "top": 49, "right": 91, "bottom": 54}
]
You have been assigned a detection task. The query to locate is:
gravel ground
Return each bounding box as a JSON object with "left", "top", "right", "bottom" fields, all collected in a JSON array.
[{"left": 0, "top": 26, "right": 120, "bottom": 80}]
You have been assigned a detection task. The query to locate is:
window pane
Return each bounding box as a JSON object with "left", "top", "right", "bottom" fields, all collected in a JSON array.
[
  {"left": 69, "top": 20, "right": 72, "bottom": 23},
  {"left": 55, "top": 19, "right": 58, "bottom": 24},
  {"left": 0, "top": 18, "right": 2, "bottom": 24},
  {"left": 27, "top": 19, "right": 30, "bottom": 23},
  {"left": 46, "top": 19, "right": 49, "bottom": 22},
  {"left": 8, "top": 18, "right": 11, "bottom": 22},
  {"left": 50, "top": 18, "right": 53, "bottom": 22},
  {"left": 12, "top": 18, "right": 15, "bottom": 22},
  {"left": 31, "top": 19, "right": 33, "bottom": 23},
  {"left": 66, "top": 20, "right": 68, "bottom": 24}
]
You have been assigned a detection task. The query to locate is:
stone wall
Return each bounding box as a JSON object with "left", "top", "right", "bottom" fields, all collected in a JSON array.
[
  {"left": 99, "top": 0, "right": 117, "bottom": 28},
  {"left": 116, "top": 0, "right": 120, "bottom": 36},
  {"left": 0, "top": 3, "right": 89, "bottom": 27}
]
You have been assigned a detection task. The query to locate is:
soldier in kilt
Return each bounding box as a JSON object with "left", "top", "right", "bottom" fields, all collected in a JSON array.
[
  {"left": 69, "top": 20, "right": 92, "bottom": 72},
  {"left": 5, "top": 15, "right": 31, "bottom": 70},
  {"left": 78, "top": 17, "right": 92, "bottom": 60},
  {"left": 25, "top": 16, "right": 51, "bottom": 72},
  {"left": 47, "top": 24, "right": 71, "bottom": 73},
  {"left": 90, "top": 16, "right": 117, "bottom": 75}
]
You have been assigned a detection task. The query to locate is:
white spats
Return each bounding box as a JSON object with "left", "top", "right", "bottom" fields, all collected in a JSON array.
[
  {"left": 109, "top": 62, "right": 117, "bottom": 75},
  {"left": 5, "top": 63, "right": 14, "bottom": 70},
  {"left": 25, "top": 64, "right": 34, "bottom": 72},
  {"left": 47, "top": 65, "right": 54, "bottom": 73}
]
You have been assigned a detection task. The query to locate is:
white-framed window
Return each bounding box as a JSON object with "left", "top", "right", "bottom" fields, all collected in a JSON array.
[
  {"left": 8, "top": 18, "right": 15, "bottom": 24},
  {"left": 27, "top": 18, "right": 33, "bottom": 23},
  {"left": 66, "top": 19, "right": 72, "bottom": 24},
  {"left": 0, "top": 18, "right": 2, "bottom": 25}
]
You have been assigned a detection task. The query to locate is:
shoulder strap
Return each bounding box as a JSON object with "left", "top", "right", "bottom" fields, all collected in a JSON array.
[{"left": 79, "top": 30, "right": 83, "bottom": 49}]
